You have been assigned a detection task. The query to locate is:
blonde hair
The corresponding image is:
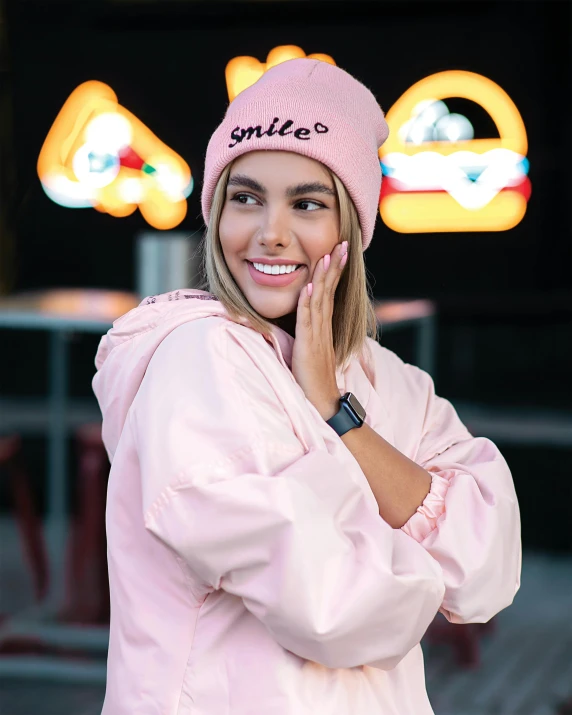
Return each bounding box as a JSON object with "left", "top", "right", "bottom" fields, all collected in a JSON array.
[{"left": 195, "top": 160, "right": 379, "bottom": 370}]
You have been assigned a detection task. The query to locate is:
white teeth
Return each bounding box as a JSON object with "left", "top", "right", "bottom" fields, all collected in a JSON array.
[{"left": 253, "top": 262, "right": 299, "bottom": 275}]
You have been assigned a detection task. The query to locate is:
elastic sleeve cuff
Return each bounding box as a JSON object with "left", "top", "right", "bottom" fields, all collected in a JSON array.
[{"left": 400, "top": 470, "right": 451, "bottom": 543}]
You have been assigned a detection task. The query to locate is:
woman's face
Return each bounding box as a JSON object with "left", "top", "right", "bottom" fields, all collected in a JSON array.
[{"left": 218, "top": 150, "right": 341, "bottom": 323}]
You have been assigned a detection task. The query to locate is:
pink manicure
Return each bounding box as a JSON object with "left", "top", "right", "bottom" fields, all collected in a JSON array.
[
  {"left": 323, "top": 254, "right": 331, "bottom": 272},
  {"left": 307, "top": 283, "right": 313, "bottom": 297}
]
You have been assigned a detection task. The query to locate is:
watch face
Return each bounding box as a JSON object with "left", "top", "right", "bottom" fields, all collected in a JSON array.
[{"left": 344, "top": 392, "right": 366, "bottom": 422}]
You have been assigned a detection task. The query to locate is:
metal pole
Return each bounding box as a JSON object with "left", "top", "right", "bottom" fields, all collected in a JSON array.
[
  {"left": 416, "top": 313, "right": 437, "bottom": 378},
  {"left": 45, "top": 329, "right": 70, "bottom": 612}
]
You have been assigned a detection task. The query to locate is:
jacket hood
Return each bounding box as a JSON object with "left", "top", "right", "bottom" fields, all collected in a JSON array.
[{"left": 92, "top": 288, "right": 293, "bottom": 461}]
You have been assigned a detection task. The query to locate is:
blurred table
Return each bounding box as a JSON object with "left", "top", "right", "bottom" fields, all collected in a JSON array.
[
  {"left": 375, "top": 298, "right": 437, "bottom": 377},
  {"left": 0, "top": 289, "right": 139, "bottom": 681}
]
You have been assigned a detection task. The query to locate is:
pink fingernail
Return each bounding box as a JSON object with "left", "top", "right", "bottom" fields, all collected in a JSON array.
[
  {"left": 307, "top": 283, "right": 313, "bottom": 297},
  {"left": 342, "top": 241, "right": 348, "bottom": 255},
  {"left": 323, "top": 254, "right": 331, "bottom": 272}
]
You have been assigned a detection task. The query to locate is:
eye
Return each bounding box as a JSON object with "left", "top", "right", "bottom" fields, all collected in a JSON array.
[
  {"left": 230, "top": 192, "right": 259, "bottom": 205},
  {"left": 296, "top": 200, "right": 324, "bottom": 211}
]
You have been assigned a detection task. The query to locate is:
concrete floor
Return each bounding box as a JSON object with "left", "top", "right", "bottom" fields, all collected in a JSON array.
[{"left": 1, "top": 517, "right": 571, "bottom": 715}]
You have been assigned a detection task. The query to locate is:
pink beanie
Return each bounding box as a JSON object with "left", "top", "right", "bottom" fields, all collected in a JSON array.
[{"left": 201, "top": 58, "right": 389, "bottom": 252}]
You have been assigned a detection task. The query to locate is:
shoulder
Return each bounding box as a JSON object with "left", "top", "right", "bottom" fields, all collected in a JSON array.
[
  {"left": 357, "top": 338, "right": 443, "bottom": 447},
  {"left": 362, "top": 336, "right": 432, "bottom": 397},
  {"left": 149, "top": 317, "right": 272, "bottom": 392},
  {"left": 154, "top": 316, "right": 251, "bottom": 362},
  {"left": 362, "top": 338, "right": 472, "bottom": 451},
  {"left": 139, "top": 318, "right": 240, "bottom": 397}
]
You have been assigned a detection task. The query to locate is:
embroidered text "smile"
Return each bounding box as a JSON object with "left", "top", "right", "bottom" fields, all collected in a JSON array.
[{"left": 228, "top": 117, "right": 329, "bottom": 148}]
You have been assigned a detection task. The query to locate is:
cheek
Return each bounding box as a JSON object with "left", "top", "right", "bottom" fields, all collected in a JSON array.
[
  {"left": 219, "top": 207, "right": 247, "bottom": 259},
  {"left": 304, "top": 213, "right": 340, "bottom": 259}
]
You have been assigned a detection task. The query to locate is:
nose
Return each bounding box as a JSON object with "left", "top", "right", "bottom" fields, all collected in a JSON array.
[{"left": 256, "top": 203, "right": 292, "bottom": 249}]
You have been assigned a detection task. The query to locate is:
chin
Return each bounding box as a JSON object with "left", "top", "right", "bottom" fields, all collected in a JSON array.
[{"left": 243, "top": 289, "right": 299, "bottom": 321}]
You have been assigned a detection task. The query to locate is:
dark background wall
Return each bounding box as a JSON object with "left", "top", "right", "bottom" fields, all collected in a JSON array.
[
  {"left": 1, "top": 0, "right": 571, "bottom": 549},
  {"left": 4, "top": 0, "right": 571, "bottom": 297}
]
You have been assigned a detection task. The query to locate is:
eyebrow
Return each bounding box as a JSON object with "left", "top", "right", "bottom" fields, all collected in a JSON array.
[{"left": 227, "top": 173, "right": 336, "bottom": 198}]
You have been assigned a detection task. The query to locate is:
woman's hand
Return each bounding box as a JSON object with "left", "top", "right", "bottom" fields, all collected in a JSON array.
[{"left": 291, "top": 240, "right": 348, "bottom": 421}]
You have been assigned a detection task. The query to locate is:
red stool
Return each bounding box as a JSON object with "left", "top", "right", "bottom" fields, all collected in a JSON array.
[
  {"left": 62, "top": 423, "right": 110, "bottom": 625},
  {"left": 556, "top": 697, "right": 572, "bottom": 714},
  {"left": 0, "top": 433, "right": 88, "bottom": 659},
  {"left": 424, "top": 613, "right": 496, "bottom": 668},
  {"left": 0, "top": 435, "right": 49, "bottom": 605}
]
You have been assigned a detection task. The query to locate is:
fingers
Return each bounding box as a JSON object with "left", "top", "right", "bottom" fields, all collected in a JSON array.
[
  {"left": 296, "top": 271, "right": 313, "bottom": 334},
  {"left": 298, "top": 240, "right": 348, "bottom": 338},
  {"left": 310, "top": 240, "right": 348, "bottom": 324},
  {"left": 325, "top": 241, "right": 349, "bottom": 292}
]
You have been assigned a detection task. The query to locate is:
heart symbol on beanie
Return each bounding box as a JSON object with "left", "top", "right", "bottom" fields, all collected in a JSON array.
[{"left": 225, "top": 45, "right": 336, "bottom": 102}]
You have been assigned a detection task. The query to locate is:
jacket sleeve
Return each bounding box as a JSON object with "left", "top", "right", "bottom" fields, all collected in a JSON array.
[
  {"left": 132, "top": 319, "right": 446, "bottom": 671},
  {"left": 366, "top": 339, "right": 522, "bottom": 624}
]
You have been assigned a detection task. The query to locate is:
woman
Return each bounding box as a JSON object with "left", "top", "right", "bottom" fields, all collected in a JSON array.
[{"left": 92, "top": 58, "right": 521, "bottom": 714}]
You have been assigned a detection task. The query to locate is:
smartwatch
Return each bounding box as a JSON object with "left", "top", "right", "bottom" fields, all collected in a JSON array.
[{"left": 326, "top": 392, "right": 366, "bottom": 437}]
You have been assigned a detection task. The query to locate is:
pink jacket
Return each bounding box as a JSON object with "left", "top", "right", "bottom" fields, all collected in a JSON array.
[{"left": 92, "top": 288, "right": 521, "bottom": 715}]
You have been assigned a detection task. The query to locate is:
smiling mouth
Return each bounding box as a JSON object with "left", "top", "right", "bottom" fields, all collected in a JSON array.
[{"left": 246, "top": 260, "right": 305, "bottom": 275}]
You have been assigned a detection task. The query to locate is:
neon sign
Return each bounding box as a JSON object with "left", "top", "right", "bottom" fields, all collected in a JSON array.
[
  {"left": 379, "top": 71, "right": 531, "bottom": 233},
  {"left": 225, "top": 45, "right": 336, "bottom": 102},
  {"left": 37, "top": 81, "right": 193, "bottom": 230}
]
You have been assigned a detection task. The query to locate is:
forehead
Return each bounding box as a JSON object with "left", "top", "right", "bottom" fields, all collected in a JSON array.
[{"left": 230, "top": 151, "right": 332, "bottom": 184}]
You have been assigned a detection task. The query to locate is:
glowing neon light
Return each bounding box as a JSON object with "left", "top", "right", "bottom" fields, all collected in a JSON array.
[
  {"left": 379, "top": 70, "right": 531, "bottom": 233},
  {"left": 37, "top": 81, "right": 193, "bottom": 230},
  {"left": 226, "top": 45, "right": 336, "bottom": 102}
]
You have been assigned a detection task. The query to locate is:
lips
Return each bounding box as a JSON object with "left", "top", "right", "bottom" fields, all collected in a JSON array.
[{"left": 246, "top": 260, "right": 305, "bottom": 287}]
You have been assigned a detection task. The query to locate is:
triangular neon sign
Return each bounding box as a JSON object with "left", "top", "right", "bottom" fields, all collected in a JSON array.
[{"left": 38, "top": 81, "right": 193, "bottom": 230}]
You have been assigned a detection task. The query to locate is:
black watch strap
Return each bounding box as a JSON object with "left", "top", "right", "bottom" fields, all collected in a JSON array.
[{"left": 326, "top": 392, "right": 365, "bottom": 437}]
